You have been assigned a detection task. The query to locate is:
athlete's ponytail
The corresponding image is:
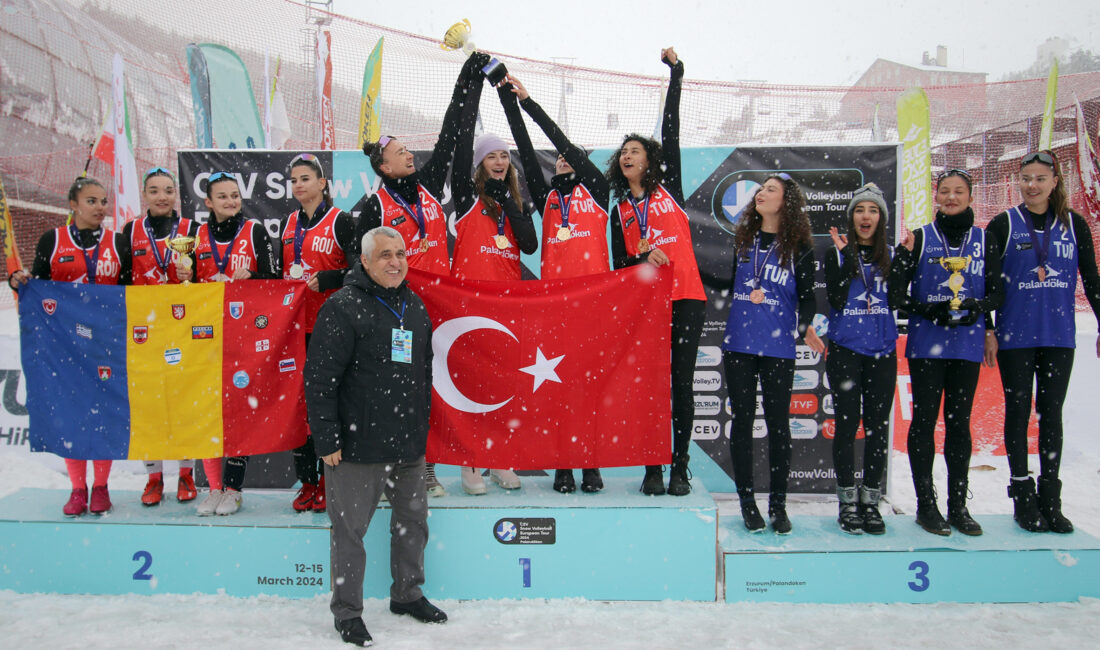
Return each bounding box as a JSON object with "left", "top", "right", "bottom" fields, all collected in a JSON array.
[{"left": 362, "top": 136, "right": 394, "bottom": 177}]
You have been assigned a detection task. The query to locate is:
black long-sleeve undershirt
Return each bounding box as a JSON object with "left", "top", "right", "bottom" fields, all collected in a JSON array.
[
  {"left": 204, "top": 214, "right": 278, "bottom": 279},
  {"left": 985, "top": 208, "right": 1100, "bottom": 330},
  {"left": 30, "top": 227, "right": 132, "bottom": 285},
  {"left": 825, "top": 244, "right": 898, "bottom": 311}
]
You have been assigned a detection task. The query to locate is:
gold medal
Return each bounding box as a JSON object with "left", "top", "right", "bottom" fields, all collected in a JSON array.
[
  {"left": 1038, "top": 266, "right": 1047, "bottom": 282},
  {"left": 638, "top": 238, "right": 650, "bottom": 253},
  {"left": 419, "top": 239, "right": 430, "bottom": 253},
  {"left": 288, "top": 263, "right": 304, "bottom": 280},
  {"left": 556, "top": 227, "right": 571, "bottom": 241},
  {"left": 494, "top": 234, "right": 509, "bottom": 250},
  {"left": 749, "top": 289, "right": 765, "bottom": 304}
]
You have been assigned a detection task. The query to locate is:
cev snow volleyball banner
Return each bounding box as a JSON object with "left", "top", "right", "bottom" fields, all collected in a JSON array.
[{"left": 19, "top": 280, "right": 307, "bottom": 460}]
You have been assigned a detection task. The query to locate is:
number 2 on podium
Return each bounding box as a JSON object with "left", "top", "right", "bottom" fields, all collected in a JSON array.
[
  {"left": 907, "top": 560, "right": 930, "bottom": 592},
  {"left": 133, "top": 550, "right": 153, "bottom": 581}
]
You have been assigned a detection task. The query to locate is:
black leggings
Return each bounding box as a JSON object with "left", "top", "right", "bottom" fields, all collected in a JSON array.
[
  {"left": 724, "top": 350, "right": 795, "bottom": 495},
  {"left": 295, "top": 331, "right": 321, "bottom": 485},
  {"left": 907, "top": 358, "right": 980, "bottom": 483},
  {"left": 671, "top": 299, "right": 705, "bottom": 459},
  {"left": 998, "top": 346, "right": 1074, "bottom": 480},
  {"left": 826, "top": 342, "right": 896, "bottom": 489}
]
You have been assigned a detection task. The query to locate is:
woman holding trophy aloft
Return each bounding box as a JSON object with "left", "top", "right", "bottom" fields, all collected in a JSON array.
[
  {"left": 122, "top": 166, "right": 201, "bottom": 507},
  {"left": 889, "top": 169, "right": 1002, "bottom": 536}
]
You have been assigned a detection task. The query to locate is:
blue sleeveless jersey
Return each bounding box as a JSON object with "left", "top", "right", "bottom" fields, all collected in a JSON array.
[
  {"left": 905, "top": 223, "right": 986, "bottom": 362},
  {"left": 722, "top": 239, "right": 799, "bottom": 359},
  {"left": 996, "top": 205, "right": 1077, "bottom": 349},
  {"left": 828, "top": 247, "right": 897, "bottom": 358}
]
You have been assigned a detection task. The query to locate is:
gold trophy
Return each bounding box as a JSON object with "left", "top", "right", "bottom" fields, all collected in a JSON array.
[
  {"left": 440, "top": 19, "right": 476, "bottom": 56},
  {"left": 939, "top": 255, "right": 972, "bottom": 320},
  {"left": 168, "top": 235, "right": 196, "bottom": 284}
]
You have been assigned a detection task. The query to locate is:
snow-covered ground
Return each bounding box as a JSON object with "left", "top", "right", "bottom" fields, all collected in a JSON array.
[{"left": 3, "top": 315, "right": 1100, "bottom": 648}]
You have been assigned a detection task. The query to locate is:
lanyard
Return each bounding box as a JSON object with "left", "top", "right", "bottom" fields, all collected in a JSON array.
[
  {"left": 293, "top": 203, "right": 325, "bottom": 265},
  {"left": 143, "top": 216, "right": 180, "bottom": 274},
  {"left": 627, "top": 193, "right": 651, "bottom": 239},
  {"left": 208, "top": 219, "right": 245, "bottom": 276},
  {"left": 374, "top": 295, "right": 407, "bottom": 330},
  {"left": 752, "top": 235, "right": 777, "bottom": 289},
  {"left": 390, "top": 190, "right": 426, "bottom": 239},
  {"left": 555, "top": 189, "right": 573, "bottom": 227},
  {"left": 931, "top": 222, "right": 973, "bottom": 260},
  {"left": 1022, "top": 206, "right": 1055, "bottom": 271},
  {"left": 856, "top": 249, "right": 877, "bottom": 302},
  {"left": 70, "top": 224, "right": 103, "bottom": 284}
]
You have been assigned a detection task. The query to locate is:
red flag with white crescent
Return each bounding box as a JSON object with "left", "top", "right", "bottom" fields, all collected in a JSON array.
[{"left": 407, "top": 266, "right": 673, "bottom": 469}]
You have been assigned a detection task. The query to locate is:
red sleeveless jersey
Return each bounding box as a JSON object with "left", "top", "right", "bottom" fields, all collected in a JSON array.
[
  {"left": 375, "top": 185, "right": 449, "bottom": 275},
  {"left": 280, "top": 206, "right": 346, "bottom": 330},
  {"left": 49, "top": 227, "right": 122, "bottom": 285},
  {"left": 130, "top": 216, "right": 196, "bottom": 285},
  {"left": 451, "top": 198, "right": 522, "bottom": 281},
  {"left": 541, "top": 183, "right": 610, "bottom": 279},
  {"left": 194, "top": 220, "right": 260, "bottom": 282},
  {"left": 617, "top": 185, "right": 705, "bottom": 301}
]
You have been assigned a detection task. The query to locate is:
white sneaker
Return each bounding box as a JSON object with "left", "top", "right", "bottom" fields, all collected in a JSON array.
[
  {"left": 490, "top": 469, "right": 521, "bottom": 490},
  {"left": 426, "top": 463, "right": 446, "bottom": 498},
  {"left": 462, "top": 467, "right": 487, "bottom": 495},
  {"left": 216, "top": 489, "right": 242, "bottom": 515},
  {"left": 196, "top": 489, "right": 223, "bottom": 516}
]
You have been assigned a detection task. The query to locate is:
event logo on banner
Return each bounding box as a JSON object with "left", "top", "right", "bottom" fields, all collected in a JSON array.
[{"left": 897, "top": 87, "right": 932, "bottom": 229}]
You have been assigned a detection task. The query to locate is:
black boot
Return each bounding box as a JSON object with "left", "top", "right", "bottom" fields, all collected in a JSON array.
[
  {"left": 946, "top": 478, "right": 983, "bottom": 536},
  {"left": 859, "top": 485, "right": 886, "bottom": 535},
  {"left": 837, "top": 486, "right": 862, "bottom": 534},
  {"left": 1007, "top": 477, "right": 1048, "bottom": 532},
  {"left": 768, "top": 493, "right": 792, "bottom": 535},
  {"left": 580, "top": 468, "right": 603, "bottom": 493},
  {"left": 914, "top": 478, "right": 950, "bottom": 536},
  {"left": 1038, "top": 476, "right": 1074, "bottom": 533},
  {"left": 667, "top": 454, "right": 692, "bottom": 496},
  {"left": 640, "top": 465, "right": 665, "bottom": 495},
  {"left": 738, "top": 488, "right": 765, "bottom": 532},
  {"left": 553, "top": 469, "right": 576, "bottom": 494}
]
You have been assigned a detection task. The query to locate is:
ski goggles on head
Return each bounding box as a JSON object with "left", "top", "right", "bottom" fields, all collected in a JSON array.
[
  {"left": 207, "top": 171, "right": 236, "bottom": 184},
  {"left": 142, "top": 166, "right": 176, "bottom": 183},
  {"left": 288, "top": 153, "right": 325, "bottom": 177},
  {"left": 377, "top": 135, "right": 394, "bottom": 148},
  {"left": 937, "top": 168, "right": 972, "bottom": 182},
  {"left": 1021, "top": 151, "right": 1055, "bottom": 167}
]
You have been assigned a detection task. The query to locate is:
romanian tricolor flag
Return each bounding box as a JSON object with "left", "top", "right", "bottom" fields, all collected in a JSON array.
[{"left": 19, "top": 280, "right": 308, "bottom": 460}]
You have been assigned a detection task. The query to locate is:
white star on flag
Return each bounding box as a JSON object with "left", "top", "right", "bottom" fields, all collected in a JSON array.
[{"left": 519, "top": 348, "right": 564, "bottom": 392}]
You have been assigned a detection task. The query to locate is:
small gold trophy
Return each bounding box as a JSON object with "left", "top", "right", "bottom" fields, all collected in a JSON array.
[
  {"left": 440, "top": 19, "right": 475, "bottom": 56},
  {"left": 939, "top": 255, "right": 972, "bottom": 318},
  {"left": 168, "top": 235, "right": 196, "bottom": 284}
]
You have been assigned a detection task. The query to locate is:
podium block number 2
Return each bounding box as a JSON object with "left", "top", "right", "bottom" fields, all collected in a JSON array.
[
  {"left": 907, "top": 560, "right": 930, "bottom": 592},
  {"left": 132, "top": 550, "right": 153, "bottom": 581}
]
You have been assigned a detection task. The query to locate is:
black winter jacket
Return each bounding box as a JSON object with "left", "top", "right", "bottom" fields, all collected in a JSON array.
[{"left": 305, "top": 263, "right": 433, "bottom": 463}]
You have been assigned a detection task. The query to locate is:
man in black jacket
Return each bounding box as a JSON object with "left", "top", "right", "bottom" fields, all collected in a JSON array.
[{"left": 305, "top": 225, "right": 445, "bottom": 647}]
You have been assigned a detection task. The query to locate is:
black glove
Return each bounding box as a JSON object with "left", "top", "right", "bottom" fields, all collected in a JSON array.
[
  {"left": 917, "top": 300, "right": 953, "bottom": 326},
  {"left": 958, "top": 297, "right": 981, "bottom": 313},
  {"left": 484, "top": 178, "right": 510, "bottom": 202},
  {"left": 470, "top": 51, "right": 492, "bottom": 74}
]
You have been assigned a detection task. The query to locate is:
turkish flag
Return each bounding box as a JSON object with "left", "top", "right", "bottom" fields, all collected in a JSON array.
[{"left": 407, "top": 265, "right": 673, "bottom": 469}]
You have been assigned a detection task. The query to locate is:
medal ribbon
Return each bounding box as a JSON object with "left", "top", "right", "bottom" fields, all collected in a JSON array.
[
  {"left": 1022, "top": 206, "right": 1055, "bottom": 274},
  {"left": 70, "top": 224, "right": 103, "bottom": 284},
  {"left": 856, "top": 248, "right": 877, "bottom": 303},
  {"left": 627, "top": 193, "right": 651, "bottom": 241},
  {"left": 374, "top": 295, "right": 407, "bottom": 329},
  {"left": 144, "top": 216, "right": 180, "bottom": 275},
  {"left": 293, "top": 203, "right": 324, "bottom": 266},
  {"left": 390, "top": 190, "right": 426, "bottom": 240},
  {"left": 751, "top": 235, "right": 777, "bottom": 290},
  {"left": 207, "top": 219, "right": 245, "bottom": 276},
  {"left": 555, "top": 189, "right": 573, "bottom": 228}
]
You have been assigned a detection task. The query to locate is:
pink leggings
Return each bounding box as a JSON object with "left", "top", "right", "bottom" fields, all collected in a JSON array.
[
  {"left": 202, "top": 458, "right": 223, "bottom": 490},
  {"left": 65, "top": 459, "right": 112, "bottom": 489}
]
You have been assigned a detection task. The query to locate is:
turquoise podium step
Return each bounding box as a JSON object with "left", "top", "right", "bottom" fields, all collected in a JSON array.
[
  {"left": 0, "top": 477, "right": 719, "bottom": 601},
  {"left": 720, "top": 514, "right": 1100, "bottom": 603}
]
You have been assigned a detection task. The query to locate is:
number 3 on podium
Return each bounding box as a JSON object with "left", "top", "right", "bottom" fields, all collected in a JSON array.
[{"left": 907, "top": 560, "right": 930, "bottom": 592}]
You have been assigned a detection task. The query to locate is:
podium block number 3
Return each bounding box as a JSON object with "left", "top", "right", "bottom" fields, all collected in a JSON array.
[{"left": 907, "top": 560, "right": 930, "bottom": 592}]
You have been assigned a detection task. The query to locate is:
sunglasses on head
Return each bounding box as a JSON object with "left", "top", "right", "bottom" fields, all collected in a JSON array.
[
  {"left": 143, "top": 166, "right": 175, "bottom": 183},
  {"left": 289, "top": 153, "right": 325, "bottom": 177},
  {"left": 937, "top": 169, "right": 972, "bottom": 182},
  {"left": 775, "top": 172, "right": 793, "bottom": 182},
  {"left": 208, "top": 171, "right": 236, "bottom": 184},
  {"left": 1021, "top": 151, "right": 1055, "bottom": 167},
  {"left": 377, "top": 135, "right": 393, "bottom": 149}
]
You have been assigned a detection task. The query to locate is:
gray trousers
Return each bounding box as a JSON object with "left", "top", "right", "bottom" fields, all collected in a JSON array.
[{"left": 325, "top": 456, "right": 428, "bottom": 621}]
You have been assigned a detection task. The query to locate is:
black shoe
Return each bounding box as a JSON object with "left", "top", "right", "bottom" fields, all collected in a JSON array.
[
  {"left": 769, "top": 497, "right": 792, "bottom": 535},
  {"left": 641, "top": 465, "right": 666, "bottom": 495},
  {"left": 580, "top": 468, "right": 603, "bottom": 493},
  {"left": 1038, "top": 476, "right": 1074, "bottom": 534},
  {"left": 334, "top": 617, "right": 373, "bottom": 646},
  {"left": 947, "top": 479, "right": 983, "bottom": 536},
  {"left": 1008, "top": 478, "right": 1048, "bottom": 532},
  {"left": 553, "top": 469, "right": 576, "bottom": 494},
  {"left": 837, "top": 486, "right": 863, "bottom": 534},
  {"left": 667, "top": 454, "right": 691, "bottom": 496},
  {"left": 858, "top": 485, "right": 886, "bottom": 535},
  {"left": 740, "top": 498, "right": 766, "bottom": 533},
  {"left": 914, "top": 478, "right": 950, "bottom": 536},
  {"left": 389, "top": 596, "right": 448, "bottom": 623}
]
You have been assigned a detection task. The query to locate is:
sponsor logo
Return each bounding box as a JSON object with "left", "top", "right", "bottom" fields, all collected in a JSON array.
[
  {"left": 256, "top": 339, "right": 270, "bottom": 352},
  {"left": 692, "top": 419, "right": 722, "bottom": 440},
  {"left": 822, "top": 394, "right": 834, "bottom": 415},
  {"left": 623, "top": 216, "right": 635, "bottom": 228},
  {"left": 792, "top": 370, "right": 820, "bottom": 391},
  {"left": 390, "top": 215, "right": 407, "bottom": 226},
  {"left": 229, "top": 302, "right": 244, "bottom": 319},
  {"left": 694, "top": 395, "right": 721, "bottom": 416},
  {"left": 724, "top": 394, "right": 764, "bottom": 416},
  {"left": 171, "top": 304, "right": 186, "bottom": 320},
  {"left": 493, "top": 517, "right": 556, "bottom": 544},
  {"left": 197, "top": 251, "right": 213, "bottom": 260},
  {"left": 279, "top": 358, "right": 296, "bottom": 373},
  {"left": 132, "top": 326, "right": 148, "bottom": 344},
  {"left": 712, "top": 176, "right": 762, "bottom": 233},
  {"left": 282, "top": 292, "right": 294, "bottom": 306},
  {"left": 76, "top": 323, "right": 92, "bottom": 340},
  {"left": 821, "top": 419, "right": 836, "bottom": 439},
  {"left": 495, "top": 520, "right": 517, "bottom": 542},
  {"left": 41, "top": 299, "right": 57, "bottom": 315},
  {"left": 133, "top": 248, "right": 147, "bottom": 257},
  {"left": 695, "top": 345, "right": 722, "bottom": 367},
  {"left": 232, "top": 370, "right": 250, "bottom": 388},
  {"left": 164, "top": 347, "right": 182, "bottom": 365},
  {"left": 693, "top": 370, "right": 722, "bottom": 391},
  {"left": 789, "top": 418, "right": 818, "bottom": 439},
  {"left": 192, "top": 325, "right": 214, "bottom": 340},
  {"left": 97, "top": 366, "right": 111, "bottom": 381},
  {"left": 255, "top": 315, "right": 269, "bottom": 329},
  {"left": 789, "top": 394, "right": 819, "bottom": 415},
  {"left": 58, "top": 255, "right": 74, "bottom": 263},
  {"left": 752, "top": 419, "right": 767, "bottom": 439},
  {"left": 795, "top": 345, "right": 822, "bottom": 366}
]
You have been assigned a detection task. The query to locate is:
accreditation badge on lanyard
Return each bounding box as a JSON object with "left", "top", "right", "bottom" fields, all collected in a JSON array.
[{"left": 377, "top": 295, "right": 412, "bottom": 363}]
